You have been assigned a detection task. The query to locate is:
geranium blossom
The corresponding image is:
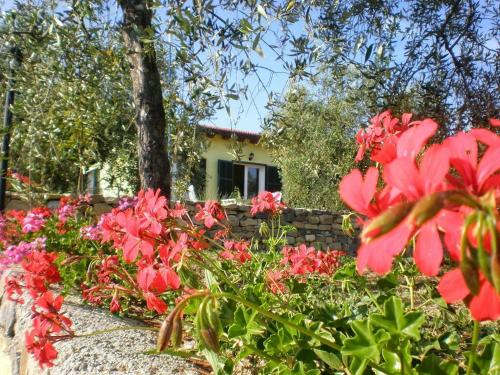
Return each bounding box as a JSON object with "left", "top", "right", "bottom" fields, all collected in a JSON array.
[
  {"left": 195, "top": 200, "right": 225, "bottom": 228},
  {"left": 250, "top": 191, "right": 286, "bottom": 216},
  {"left": 341, "top": 112, "right": 500, "bottom": 321}
]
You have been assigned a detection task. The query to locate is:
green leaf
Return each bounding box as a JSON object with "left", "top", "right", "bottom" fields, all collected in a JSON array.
[
  {"left": 474, "top": 341, "right": 500, "bottom": 374},
  {"left": 364, "top": 44, "right": 374, "bottom": 63},
  {"left": 227, "top": 306, "right": 264, "bottom": 339},
  {"left": 416, "top": 354, "right": 459, "bottom": 375},
  {"left": 257, "top": 4, "right": 268, "bottom": 19},
  {"left": 370, "top": 296, "right": 424, "bottom": 340},
  {"left": 342, "top": 320, "right": 390, "bottom": 362},
  {"left": 314, "top": 349, "right": 342, "bottom": 369}
]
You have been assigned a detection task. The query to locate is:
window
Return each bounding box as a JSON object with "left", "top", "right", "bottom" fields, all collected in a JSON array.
[
  {"left": 218, "top": 160, "right": 271, "bottom": 199},
  {"left": 85, "top": 169, "right": 99, "bottom": 195}
]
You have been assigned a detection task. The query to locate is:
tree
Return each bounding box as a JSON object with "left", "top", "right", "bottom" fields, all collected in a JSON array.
[
  {"left": 300, "top": 0, "right": 500, "bottom": 132},
  {"left": 118, "top": 0, "right": 171, "bottom": 198},
  {"left": 0, "top": 1, "right": 138, "bottom": 193},
  {"left": 262, "top": 85, "right": 363, "bottom": 210}
]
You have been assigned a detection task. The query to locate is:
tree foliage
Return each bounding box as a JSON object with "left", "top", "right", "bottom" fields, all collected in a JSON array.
[
  {"left": 0, "top": 1, "right": 137, "bottom": 193},
  {"left": 262, "top": 85, "right": 362, "bottom": 210}
]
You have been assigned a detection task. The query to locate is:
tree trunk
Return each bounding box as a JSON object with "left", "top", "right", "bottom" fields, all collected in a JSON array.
[{"left": 118, "top": 0, "right": 170, "bottom": 198}]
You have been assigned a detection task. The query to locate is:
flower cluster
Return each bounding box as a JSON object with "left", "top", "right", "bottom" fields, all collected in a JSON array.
[
  {"left": 355, "top": 111, "right": 415, "bottom": 163},
  {"left": 0, "top": 237, "right": 46, "bottom": 273},
  {"left": 22, "top": 207, "right": 52, "bottom": 233},
  {"left": 220, "top": 240, "right": 252, "bottom": 263},
  {"left": 57, "top": 194, "right": 90, "bottom": 224},
  {"left": 5, "top": 250, "right": 73, "bottom": 367},
  {"left": 265, "top": 245, "right": 345, "bottom": 294},
  {"left": 0, "top": 210, "right": 26, "bottom": 244},
  {"left": 250, "top": 191, "right": 286, "bottom": 216},
  {"left": 195, "top": 200, "right": 226, "bottom": 229},
  {"left": 281, "top": 244, "right": 345, "bottom": 276},
  {"left": 87, "top": 189, "right": 224, "bottom": 315},
  {"left": 117, "top": 196, "right": 138, "bottom": 211},
  {"left": 341, "top": 114, "right": 500, "bottom": 321},
  {"left": 80, "top": 222, "right": 102, "bottom": 241}
]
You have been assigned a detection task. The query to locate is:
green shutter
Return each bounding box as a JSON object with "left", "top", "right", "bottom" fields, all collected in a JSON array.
[
  {"left": 265, "top": 166, "right": 282, "bottom": 192},
  {"left": 218, "top": 160, "right": 233, "bottom": 197}
]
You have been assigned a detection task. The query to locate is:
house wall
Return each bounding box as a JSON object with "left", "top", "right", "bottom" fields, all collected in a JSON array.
[{"left": 201, "top": 135, "right": 277, "bottom": 200}]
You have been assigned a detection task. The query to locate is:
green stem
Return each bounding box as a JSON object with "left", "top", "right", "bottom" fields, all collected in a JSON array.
[
  {"left": 466, "top": 320, "right": 480, "bottom": 375},
  {"left": 215, "top": 292, "right": 340, "bottom": 351},
  {"left": 75, "top": 325, "right": 157, "bottom": 338},
  {"left": 364, "top": 288, "right": 382, "bottom": 312}
]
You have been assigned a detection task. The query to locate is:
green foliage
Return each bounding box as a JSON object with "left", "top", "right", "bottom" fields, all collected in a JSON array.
[
  {"left": 262, "top": 86, "right": 361, "bottom": 210},
  {"left": 0, "top": 1, "right": 138, "bottom": 193}
]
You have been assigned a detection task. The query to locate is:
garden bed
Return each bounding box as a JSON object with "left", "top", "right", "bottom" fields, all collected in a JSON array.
[{"left": 0, "top": 272, "right": 198, "bottom": 375}]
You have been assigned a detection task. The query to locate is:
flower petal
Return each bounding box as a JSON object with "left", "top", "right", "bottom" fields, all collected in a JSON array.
[
  {"left": 437, "top": 269, "right": 469, "bottom": 303},
  {"left": 469, "top": 279, "right": 500, "bottom": 321},
  {"left": 384, "top": 157, "right": 421, "bottom": 200},
  {"left": 414, "top": 223, "right": 443, "bottom": 276},
  {"left": 477, "top": 145, "right": 500, "bottom": 190},
  {"left": 397, "top": 119, "right": 438, "bottom": 160}
]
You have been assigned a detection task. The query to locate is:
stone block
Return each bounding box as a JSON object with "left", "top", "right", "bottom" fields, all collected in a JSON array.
[
  {"left": 318, "top": 225, "right": 331, "bottom": 231},
  {"left": 90, "top": 194, "right": 105, "bottom": 204},
  {"left": 227, "top": 215, "right": 239, "bottom": 227},
  {"left": 305, "top": 234, "right": 316, "bottom": 242},
  {"left": 304, "top": 224, "right": 318, "bottom": 230},
  {"left": 308, "top": 216, "right": 320, "bottom": 224},
  {"left": 240, "top": 218, "right": 258, "bottom": 227},
  {"left": 319, "top": 215, "right": 333, "bottom": 224},
  {"left": 292, "top": 221, "right": 305, "bottom": 229},
  {"left": 5, "top": 200, "right": 29, "bottom": 211},
  {"left": 93, "top": 203, "right": 112, "bottom": 216}
]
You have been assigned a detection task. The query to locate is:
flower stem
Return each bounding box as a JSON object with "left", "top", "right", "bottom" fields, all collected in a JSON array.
[
  {"left": 466, "top": 320, "right": 480, "bottom": 375},
  {"left": 75, "top": 325, "right": 158, "bottom": 338}
]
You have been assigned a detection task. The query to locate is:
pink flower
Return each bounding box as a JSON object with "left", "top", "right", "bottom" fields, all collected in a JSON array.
[
  {"left": 195, "top": 201, "right": 225, "bottom": 228},
  {"left": 250, "top": 191, "right": 286, "bottom": 216}
]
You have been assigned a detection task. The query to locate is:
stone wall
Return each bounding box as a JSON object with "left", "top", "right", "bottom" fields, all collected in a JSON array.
[{"left": 5, "top": 192, "right": 358, "bottom": 252}]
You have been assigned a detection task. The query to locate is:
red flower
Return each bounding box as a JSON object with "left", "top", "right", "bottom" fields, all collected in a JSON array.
[
  {"left": 220, "top": 240, "right": 252, "bottom": 263},
  {"left": 117, "top": 210, "right": 156, "bottom": 263},
  {"left": 195, "top": 200, "right": 225, "bottom": 228},
  {"left": 145, "top": 292, "right": 167, "bottom": 314},
  {"left": 250, "top": 191, "right": 286, "bottom": 216},
  {"left": 265, "top": 270, "right": 287, "bottom": 294},
  {"left": 489, "top": 118, "right": 500, "bottom": 127},
  {"left": 339, "top": 167, "right": 380, "bottom": 218},
  {"left": 5, "top": 275, "right": 24, "bottom": 303},
  {"left": 25, "top": 319, "right": 58, "bottom": 368},
  {"left": 438, "top": 269, "right": 500, "bottom": 321},
  {"left": 444, "top": 131, "right": 500, "bottom": 195},
  {"left": 110, "top": 295, "right": 121, "bottom": 313}
]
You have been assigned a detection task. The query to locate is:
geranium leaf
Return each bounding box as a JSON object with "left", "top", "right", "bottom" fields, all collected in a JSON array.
[{"left": 370, "top": 296, "right": 424, "bottom": 340}]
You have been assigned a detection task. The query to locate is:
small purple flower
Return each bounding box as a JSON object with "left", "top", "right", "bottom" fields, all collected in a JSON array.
[{"left": 117, "top": 196, "right": 138, "bottom": 211}]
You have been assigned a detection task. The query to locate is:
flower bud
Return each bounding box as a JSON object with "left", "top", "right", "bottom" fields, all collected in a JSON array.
[
  {"left": 409, "top": 192, "right": 446, "bottom": 226},
  {"left": 171, "top": 314, "right": 183, "bottom": 348},
  {"left": 460, "top": 254, "right": 480, "bottom": 296},
  {"left": 196, "top": 296, "right": 221, "bottom": 353},
  {"left": 362, "top": 202, "right": 413, "bottom": 242},
  {"left": 156, "top": 310, "right": 176, "bottom": 352}
]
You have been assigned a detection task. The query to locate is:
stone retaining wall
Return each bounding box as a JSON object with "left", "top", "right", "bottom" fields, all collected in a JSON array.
[{"left": 5, "top": 192, "right": 358, "bottom": 252}]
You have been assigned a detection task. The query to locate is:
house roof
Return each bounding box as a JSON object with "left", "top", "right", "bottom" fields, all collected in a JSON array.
[{"left": 199, "top": 124, "right": 261, "bottom": 144}]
